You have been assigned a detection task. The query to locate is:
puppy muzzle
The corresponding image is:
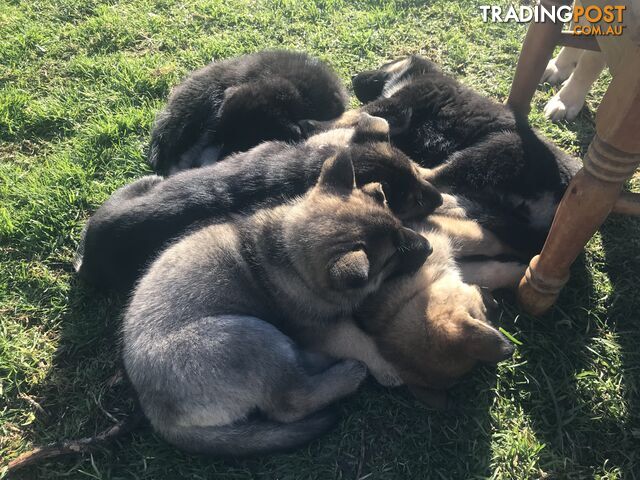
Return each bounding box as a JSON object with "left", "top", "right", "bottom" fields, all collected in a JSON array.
[{"left": 392, "top": 227, "right": 432, "bottom": 276}]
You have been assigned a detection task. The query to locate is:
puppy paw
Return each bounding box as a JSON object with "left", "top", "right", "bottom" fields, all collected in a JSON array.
[
  {"left": 434, "top": 194, "right": 469, "bottom": 218},
  {"left": 339, "top": 359, "right": 369, "bottom": 385},
  {"left": 544, "top": 86, "right": 585, "bottom": 122},
  {"left": 352, "top": 113, "right": 390, "bottom": 143},
  {"left": 541, "top": 57, "right": 575, "bottom": 85}
]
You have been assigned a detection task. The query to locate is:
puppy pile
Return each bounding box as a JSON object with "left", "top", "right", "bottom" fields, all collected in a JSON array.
[{"left": 75, "top": 50, "right": 579, "bottom": 456}]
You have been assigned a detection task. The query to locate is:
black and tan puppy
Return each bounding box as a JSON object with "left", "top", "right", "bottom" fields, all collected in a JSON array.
[
  {"left": 123, "top": 152, "right": 431, "bottom": 456},
  {"left": 301, "top": 208, "right": 522, "bottom": 409},
  {"left": 330, "top": 55, "right": 581, "bottom": 255},
  {"left": 149, "top": 50, "right": 348, "bottom": 175},
  {"left": 76, "top": 113, "right": 442, "bottom": 290}
]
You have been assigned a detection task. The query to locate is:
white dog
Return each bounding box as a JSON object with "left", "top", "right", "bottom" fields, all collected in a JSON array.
[{"left": 541, "top": 0, "right": 639, "bottom": 121}]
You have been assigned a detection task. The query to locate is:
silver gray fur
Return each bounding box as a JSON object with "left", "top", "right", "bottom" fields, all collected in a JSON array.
[{"left": 122, "top": 153, "right": 430, "bottom": 456}]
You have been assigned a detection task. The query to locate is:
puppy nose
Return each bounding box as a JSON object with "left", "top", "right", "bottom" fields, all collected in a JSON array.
[
  {"left": 480, "top": 288, "right": 500, "bottom": 318},
  {"left": 421, "top": 180, "right": 443, "bottom": 212},
  {"left": 394, "top": 227, "right": 431, "bottom": 275},
  {"left": 497, "top": 336, "right": 516, "bottom": 361}
]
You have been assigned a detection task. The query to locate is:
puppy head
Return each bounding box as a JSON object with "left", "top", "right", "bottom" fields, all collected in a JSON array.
[
  {"left": 294, "top": 73, "right": 348, "bottom": 123},
  {"left": 350, "top": 142, "right": 443, "bottom": 221},
  {"left": 302, "top": 112, "right": 443, "bottom": 220},
  {"left": 352, "top": 55, "right": 441, "bottom": 103},
  {"left": 270, "top": 53, "right": 348, "bottom": 123},
  {"left": 284, "top": 152, "right": 432, "bottom": 305},
  {"left": 218, "top": 78, "right": 306, "bottom": 152},
  {"left": 363, "top": 282, "right": 514, "bottom": 408}
]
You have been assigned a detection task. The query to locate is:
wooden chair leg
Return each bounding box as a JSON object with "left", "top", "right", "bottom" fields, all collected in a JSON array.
[
  {"left": 506, "top": 0, "right": 570, "bottom": 118},
  {"left": 518, "top": 46, "right": 640, "bottom": 315},
  {"left": 518, "top": 136, "right": 640, "bottom": 315}
]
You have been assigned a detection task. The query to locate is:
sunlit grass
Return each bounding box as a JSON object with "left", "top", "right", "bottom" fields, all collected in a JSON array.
[{"left": 2, "top": 0, "right": 638, "bottom": 478}]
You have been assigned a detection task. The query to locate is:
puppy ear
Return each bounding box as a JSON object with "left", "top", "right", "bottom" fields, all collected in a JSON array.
[
  {"left": 361, "top": 182, "right": 387, "bottom": 206},
  {"left": 408, "top": 385, "right": 449, "bottom": 409},
  {"left": 365, "top": 100, "right": 412, "bottom": 135},
  {"left": 218, "top": 85, "right": 244, "bottom": 117},
  {"left": 316, "top": 151, "right": 356, "bottom": 193},
  {"left": 458, "top": 317, "right": 515, "bottom": 364},
  {"left": 329, "top": 249, "right": 369, "bottom": 290},
  {"left": 386, "top": 107, "right": 413, "bottom": 135},
  {"left": 352, "top": 113, "right": 390, "bottom": 144},
  {"left": 352, "top": 70, "right": 388, "bottom": 103}
]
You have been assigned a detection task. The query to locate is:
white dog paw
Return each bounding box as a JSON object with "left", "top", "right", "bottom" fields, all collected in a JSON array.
[
  {"left": 541, "top": 58, "right": 575, "bottom": 85},
  {"left": 544, "top": 92, "right": 584, "bottom": 121}
]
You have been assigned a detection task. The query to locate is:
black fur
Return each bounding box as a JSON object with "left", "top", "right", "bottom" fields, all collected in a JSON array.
[
  {"left": 149, "top": 50, "right": 348, "bottom": 175},
  {"left": 352, "top": 55, "right": 581, "bottom": 254},
  {"left": 77, "top": 140, "right": 442, "bottom": 290}
]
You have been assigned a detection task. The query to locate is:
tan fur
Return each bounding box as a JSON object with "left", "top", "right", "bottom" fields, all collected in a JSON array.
[
  {"left": 307, "top": 110, "right": 389, "bottom": 134},
  {"left": 312, "top": 321, "right": 403, "bottom": 387},
  {"left": 460, "top": 261, "right": 527, "bottom": 291},
  {"left": 383, "top": 57, "right": 411, "bottom": 74},
  {"left": 330, "top": 108, "right": 362, "bottom": 128},
  {"left": 427, "top": 214, "right": 514, "bottom": 257},
  {"left": 304, "top": 128, "right": 355, "bottom": 148},
  {"left": 304, "top": 112, "right": 390, "bottom": 148},
  {"left": 306, "top": 212, "right": 518, "bottom": 408}
]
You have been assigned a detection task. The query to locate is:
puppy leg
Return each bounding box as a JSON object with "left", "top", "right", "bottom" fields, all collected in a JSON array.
[
  {"left": 302, "top": 98, "right": 410, "bottom": 138},
  {"left": 313, "top": 320, "right": 403, "bottom": 387},
  {"left": 428, "top": 214, "right": 514, "bottom": 257},
  {"left": 459, "top": 260, "right": 528, "bottom": 291},
  {"left": 298, "top": 350, "right": 337, "bottom": 374},
  {"left": 432, "top": 194, "right": 469, "bottom": 218},
  {"left": 304, "top": 111, "right": 390, "bottom": 148},
  {"left": 267, "top": 359, "right": 367, "bottom": 423},
  {"left": 541, "top": 47, "right": 583, "bottom": 85},
  {"left": 544, "top": 50, "right": 606, "bottom": 121}
]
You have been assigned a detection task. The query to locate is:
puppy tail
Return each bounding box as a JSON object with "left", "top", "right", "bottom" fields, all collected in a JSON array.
[{"left": 163, "top": 409, "right": 338, "bottom": 457}]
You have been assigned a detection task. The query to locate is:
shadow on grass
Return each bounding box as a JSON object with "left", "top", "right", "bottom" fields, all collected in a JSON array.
[
  {"left": 507, "top": 221, "right": 639, "bottom": 477},
  {"left": 517, "top": 103, "right": 639, "bottom": 476},
  {"left": 598, "top": 214, "right": 640, "bottom": 477},
  {"left": 11, "top": 273, "right": 501, "bottom": 479}
]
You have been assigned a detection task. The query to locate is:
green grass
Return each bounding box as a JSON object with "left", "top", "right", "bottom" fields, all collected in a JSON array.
[{"left": 1, "top": 0, "right": 639, "bottom": 478}]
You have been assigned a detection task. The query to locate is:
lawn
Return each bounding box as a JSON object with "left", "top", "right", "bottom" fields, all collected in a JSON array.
[{"left": 1, "top": 0, "right": 639, "bottom": 478}]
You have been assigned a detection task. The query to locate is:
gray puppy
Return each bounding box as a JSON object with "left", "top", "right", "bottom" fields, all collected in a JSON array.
[{"left": 122, "top": 152, "right": 431, "bottom": 456}]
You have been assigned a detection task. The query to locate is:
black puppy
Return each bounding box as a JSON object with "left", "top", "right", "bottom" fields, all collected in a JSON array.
[
  {"left": 77, "top": 115, "right": 442, "bottom": 290},
  {"left": 349, "top": 55, "right": 581, "bottom": 255},
  {"left": 149, "top": 50, "right": 348, "bottom": 176}
]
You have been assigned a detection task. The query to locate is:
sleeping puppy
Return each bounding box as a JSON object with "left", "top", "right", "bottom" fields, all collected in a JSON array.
[
  {"left": 149, "top": 50, "right": 348, "bottom": 175},
  {"left": 122, "top": 152, "right": 431, "bottom": 456},
  {"left": 302, "top": 205, "right": 522, "bottom": 409},
  {"left": 76, "top": 113, "right": 442, "bottom": 290},
  {"left": 308, "top": 56, "right": 581, "bottom": 255}
]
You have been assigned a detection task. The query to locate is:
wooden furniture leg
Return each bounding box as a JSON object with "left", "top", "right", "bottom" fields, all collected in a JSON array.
[
  {"left": 507, "top": 0, "right": 571, "bottom": 118},
  {"left": 518, "top": 48, "right": 640, "bottom": 315}
]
